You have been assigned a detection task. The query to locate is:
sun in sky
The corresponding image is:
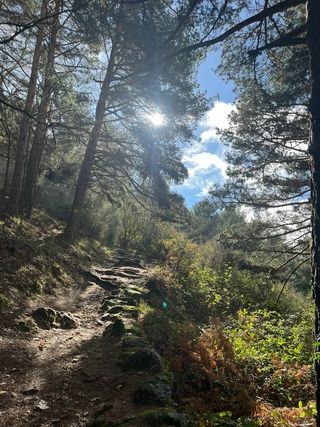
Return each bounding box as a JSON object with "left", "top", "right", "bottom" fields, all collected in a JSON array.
[{"left": 146, "top": 112, "right": 166, "bottom": 127}]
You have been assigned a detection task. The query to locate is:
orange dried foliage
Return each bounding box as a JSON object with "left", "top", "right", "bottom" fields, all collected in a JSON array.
[
  {"left": 255, "top": 401, "right": 316, "bottom": 427},
  {"left": 165, "top": 323, "right": 256, "bottom": 416}
]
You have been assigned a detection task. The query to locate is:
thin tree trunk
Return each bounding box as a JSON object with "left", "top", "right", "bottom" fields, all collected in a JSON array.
[
  {"left": 306, "top": 0, "right": 320, "bottom": 425},
  {"left": 1, "top": 117, "right": 13, "bottom": 198},
  {"left": 23, "top": 0, "right": 62, "bottom": 218},
  {"left": 62, "top": 42, "right": 118, "bottom": 242},
  {"left": 6, "top": 0, "right": 48, "bottom": 215}
]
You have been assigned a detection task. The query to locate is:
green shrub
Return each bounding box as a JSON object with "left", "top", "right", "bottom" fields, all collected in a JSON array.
[
  {"left": 229, "top": 309, "right": 313, "bottom": 366},
  {"left": 226, "top": 309, "right": 314, "bottom": 406},
  {"left": 198, "top": 412, "right": 262, "bottom": 427}
]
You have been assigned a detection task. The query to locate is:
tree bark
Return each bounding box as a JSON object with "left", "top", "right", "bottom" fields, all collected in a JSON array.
[
  {"left": 6, "top": 0, "right": 48, "bottom": 215},
  {"left": 62, "top": 41, "right": 118, "bottom": 242},
  {"left": 1, "top": 116, "right": 13, "bottom": 198},
  {"left": 306, "top": 0, "right": 320, "bottom": 425},
  {"left": 23, "top": 0, "right": 62, "bottom": 218}
]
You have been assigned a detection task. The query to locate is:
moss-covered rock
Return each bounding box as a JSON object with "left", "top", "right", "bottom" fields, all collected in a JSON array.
[
  {"left": 133, "top": 374, "right": 173, "bottom": 406},
  {"left": 123, "top": 348, "right": 162, "bottom": 373},
  {"left": 101, "top": 299, "right": 123, "bottom": 311},
  {"left": 122, "top": 305, "right": 139, "bottom": 318},
  {"left": 124, "top": 319, "right": 144, "bottom": 335},
  {"left": 107, "top": 305, "right": 125, "bottom": 315},
  {"left": 121, "top": 335, "right": 149, "bottom": 348}
]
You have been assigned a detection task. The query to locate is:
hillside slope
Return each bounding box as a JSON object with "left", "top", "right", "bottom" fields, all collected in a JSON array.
[
  {"left": 0, "top": 211, "right": 315, "bottom": 427},
  {"left": 0, "top": 212, "right": 187, "bottom": 427}
]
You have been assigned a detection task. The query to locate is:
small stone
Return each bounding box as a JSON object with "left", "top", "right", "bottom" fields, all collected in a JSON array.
[
  {"left": 111, "top": 318, "right": 125, "bottom": 337},
  {"left": 115, "top": 383, "right": 125, "bottom": 390},
  {"left": 101, "top": 313, "right": 117, "bottom": 322},
  {"left": 22, "top": 387, "right": 39, "bottom": 396},
  {"left": 31, "top": 307, "right": 57, "bottom": 330},
  {"left": 101, "top": 298, "right": 122, "bottom": 311},
  {"left": 35, "top": 399, "right": 49, "bottom": 410},
  {"left": 58, "top": 312, "right": 78, "bottom": 329},
  {"left": 107, "top": 305, "right": 124, "bottom": 315}
]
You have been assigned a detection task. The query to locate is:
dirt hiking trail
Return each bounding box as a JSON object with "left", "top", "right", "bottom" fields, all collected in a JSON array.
[{"left": 0, "top": 253, "right": 154, "bottom": 427}]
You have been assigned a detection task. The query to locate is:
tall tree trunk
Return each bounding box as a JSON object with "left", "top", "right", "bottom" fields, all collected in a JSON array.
[
  {"left": 307, "top": 0, "right": 320, "bottom": 425},
  {"left": 23, "top": 0, "right": 62, "bottom": 218},
  {"left": 6, "top": 0, "right": 48, "bottom": 215},
  {"left": 3, "top": 134, "right": 12, "bottom": 199},
  {"left": 62, "top": 42, "right": 118, "bottom": 242},
  {"left": 1, "top": 115, "right": 13, "bottom": 199}
]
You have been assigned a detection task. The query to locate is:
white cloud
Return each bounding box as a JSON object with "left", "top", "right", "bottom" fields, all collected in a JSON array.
[
  {"left": 200, "top": 101, "right": 235, "bottom": 142},
  {"left": 183, "top": 139, "right": 206, "bottom": 156},
  {"left": 179, "top": 151, "right": 227, "bottom": 198},
  {"left": 175, "top": 102, "right": 235, "bottom": 200},
  {"left": 183, "top": 152, "right": 227, "bottom": 179}
]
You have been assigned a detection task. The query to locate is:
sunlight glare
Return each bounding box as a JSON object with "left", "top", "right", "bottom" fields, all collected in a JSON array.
[{"left": 146, "top": 112, "right": 166, "bottom": 127}]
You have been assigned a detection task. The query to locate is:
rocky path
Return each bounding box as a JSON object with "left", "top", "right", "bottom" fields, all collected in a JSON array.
[
  {"left": 0, "top": 254, "right": 144, "bottom": 426},
  {"left": 0, "top": 252, "right": 187, "bottom": 427}
]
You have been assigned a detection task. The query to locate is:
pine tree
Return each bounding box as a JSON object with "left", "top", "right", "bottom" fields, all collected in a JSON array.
[
  {"left": 6, "top": 0, "right": 48, "bottom": 215},
  {"left": 63, "top": 0, "right": 207, "bottom": 241}
]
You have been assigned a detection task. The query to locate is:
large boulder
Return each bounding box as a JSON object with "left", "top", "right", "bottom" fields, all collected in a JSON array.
[{"left": 31, "top": 307, "right": 77, "bottom": 330}]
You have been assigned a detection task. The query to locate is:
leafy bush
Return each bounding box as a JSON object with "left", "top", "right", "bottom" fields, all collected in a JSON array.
[
  {"left": 159, "top": 233, "right": 310, "bottom": 321},
  {"left": 227, "top": 309, "right": 314, "bottom": 406},
  {"left": 162, "top": 231, "right": 200, "bottom": 279},
  {"left": 116, "top": 202, "right": 172, "bottom": 258},
  {"left": 229, "top": 309, "right": 313, "bottom": 366},
  {"left": 149, "top": 230, "right": 314, "bottom": 414}
]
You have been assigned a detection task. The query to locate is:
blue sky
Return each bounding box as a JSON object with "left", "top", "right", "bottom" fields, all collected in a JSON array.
[{"left": 174, "top": 51, "right": 235, "bottom": 208}]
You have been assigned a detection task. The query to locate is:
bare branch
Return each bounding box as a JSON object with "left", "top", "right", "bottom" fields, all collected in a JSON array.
[{"left": 171, "top": 0, "right": 305, "bottom": 56}]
